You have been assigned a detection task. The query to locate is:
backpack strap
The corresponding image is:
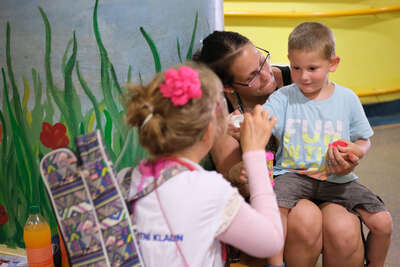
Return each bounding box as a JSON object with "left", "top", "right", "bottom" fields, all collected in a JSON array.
[
  {"left": 125, "top": 160, "right": 191, "bottom": 267},
  {"left": 126, "top": 164, "right": 190, "bottom": 212},
  {"left": 118, "top": 167, "right": 134, "bottom": 201}
]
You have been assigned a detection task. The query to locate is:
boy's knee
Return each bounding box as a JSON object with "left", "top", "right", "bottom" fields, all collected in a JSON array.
[
  {"left": 334, "top": 229, "right": 360, "bottom": 253},
  {"left": 367, "top": 211, "right": 393, "bottom": 236},
  {"left": 324, "top": 218, "right": 361, "bottom": 253},
  {"left": 288, "top": 212, "right": 321, "bottom": 246}
]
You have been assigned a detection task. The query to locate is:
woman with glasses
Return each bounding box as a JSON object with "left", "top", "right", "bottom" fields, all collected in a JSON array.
[{"left": 194, "top": 31, "right": 365, "bottom": 267}]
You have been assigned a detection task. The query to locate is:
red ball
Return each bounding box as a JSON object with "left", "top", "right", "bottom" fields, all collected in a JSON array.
[{"left": 332, "top": 140, "right": 348, "bottom": 147}]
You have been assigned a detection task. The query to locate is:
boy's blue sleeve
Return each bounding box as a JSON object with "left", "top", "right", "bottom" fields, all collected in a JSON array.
[{"left": 349, "top": 92, "right": 374, "bottom": 141}]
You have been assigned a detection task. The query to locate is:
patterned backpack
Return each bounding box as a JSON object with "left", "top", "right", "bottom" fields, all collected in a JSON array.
[{"left": 40, "top": 130, "right": 145, "bottom": 266}]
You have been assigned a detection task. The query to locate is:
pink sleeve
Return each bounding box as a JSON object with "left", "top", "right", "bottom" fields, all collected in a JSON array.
[{"left": 217, "top": 150, "right": 284, "bottom": 258}]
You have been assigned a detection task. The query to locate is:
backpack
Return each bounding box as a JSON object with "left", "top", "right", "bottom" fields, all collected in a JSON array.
[{"left": 40, "top": 130, "right": 145, "bottom": 266}]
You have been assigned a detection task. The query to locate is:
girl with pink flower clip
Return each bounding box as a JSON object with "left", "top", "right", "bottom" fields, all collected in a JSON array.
[
  {"left": 120, "top": 61, "right": 283, "bottom": 266},
  {"left": 160, "top": 66, "right": 202, "bottom": 106}
]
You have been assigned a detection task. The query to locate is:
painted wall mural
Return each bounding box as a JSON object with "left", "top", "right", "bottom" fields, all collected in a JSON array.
[{"left": 0, "top": 0, "right": 223, "bottom": 247}]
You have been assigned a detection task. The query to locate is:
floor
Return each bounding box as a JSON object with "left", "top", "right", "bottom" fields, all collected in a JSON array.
[
  {"left": 231, "top": 123, "right": 400, "bottom": 267},
  {"left": 357, "top": 123, "right": 400, "bottom": 267}
]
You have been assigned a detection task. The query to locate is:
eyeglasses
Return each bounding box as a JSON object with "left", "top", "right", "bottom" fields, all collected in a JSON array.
[{"left": 232, "top": 47, "right": 271, "bottom": 88}]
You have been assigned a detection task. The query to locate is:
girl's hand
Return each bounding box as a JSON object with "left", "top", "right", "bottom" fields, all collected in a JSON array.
[{"left": 240, "top": 105, "right": 276, "bottom": 153}]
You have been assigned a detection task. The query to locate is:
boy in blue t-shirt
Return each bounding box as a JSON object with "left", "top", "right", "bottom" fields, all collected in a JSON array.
[{"left": 263, "top": 22, "right": 392, "bottom": 267}]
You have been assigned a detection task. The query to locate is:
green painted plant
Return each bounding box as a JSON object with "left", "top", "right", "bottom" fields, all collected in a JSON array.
[{"left": 0, "top": 0, "right": 198, "bottom": 248}]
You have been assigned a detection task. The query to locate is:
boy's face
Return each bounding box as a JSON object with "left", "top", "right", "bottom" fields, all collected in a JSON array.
[{"left": 288, "top": 49, "right": 339, "bottom": 100}]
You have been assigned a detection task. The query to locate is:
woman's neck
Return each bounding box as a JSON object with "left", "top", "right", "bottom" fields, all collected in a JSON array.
[
  {"left": 239, "top": 95, "right": 269, "bottom": 113},
  {"left": 226, "top": 91, "right": 268, "bottom": 113}
]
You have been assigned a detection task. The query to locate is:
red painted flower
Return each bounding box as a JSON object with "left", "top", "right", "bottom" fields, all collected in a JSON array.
[
  {"left": 40, "top": 122, "right": 70, "bottom": 150},
  {"left": 0, "top": 204, "right": 8, "bottom": 226}
]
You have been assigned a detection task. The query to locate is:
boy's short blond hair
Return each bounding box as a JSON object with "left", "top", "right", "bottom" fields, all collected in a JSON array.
[{"left": 288, "top": 22, "right": 336, "bottom": 60}]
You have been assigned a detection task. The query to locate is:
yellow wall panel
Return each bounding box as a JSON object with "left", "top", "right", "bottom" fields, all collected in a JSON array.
[{"left": 224, "top": 1, "right": 400, "bottom": 103}]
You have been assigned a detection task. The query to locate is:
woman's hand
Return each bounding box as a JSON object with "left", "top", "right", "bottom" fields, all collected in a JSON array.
[
  {"left": 228, "top": 161, "right": 250, "bottom": 197},
  {"left": 240, "top": 105, "right": 276, "bottom": 153},
  {"left": 228, "top": 161, "right": 248, "bottom": 184}
]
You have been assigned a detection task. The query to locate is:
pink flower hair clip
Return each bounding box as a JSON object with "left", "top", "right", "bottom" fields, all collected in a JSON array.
[{"left": 160, "top": 66, "right": 202, "bottom": 106}]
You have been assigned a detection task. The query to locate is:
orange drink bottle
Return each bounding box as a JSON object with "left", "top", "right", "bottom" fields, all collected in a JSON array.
[
  {"left": 266, "top": 152, "right": 274, "bottom": 186},
  {"left": 23, "top": 206, "right": 54, "bottom": 267}
]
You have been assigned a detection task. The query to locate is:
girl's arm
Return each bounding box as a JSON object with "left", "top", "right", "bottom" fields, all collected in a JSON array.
[
  {"left": 217, "top": 106, "right": 283, "bottom": 258},
  {"left": 217, "top": 150, "right": 283, "bottom": 258}
]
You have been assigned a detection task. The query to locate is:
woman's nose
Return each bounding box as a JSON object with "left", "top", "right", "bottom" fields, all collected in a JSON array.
[{"left": 259, "top": 62, "right": 272, "bottom": 77}]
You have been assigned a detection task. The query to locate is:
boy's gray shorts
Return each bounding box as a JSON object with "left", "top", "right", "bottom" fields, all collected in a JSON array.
[{"left": 274, "top": 172, "right": 386, "bottom": 214}]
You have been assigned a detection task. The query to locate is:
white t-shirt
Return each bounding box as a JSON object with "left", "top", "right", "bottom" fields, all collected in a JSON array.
[{"left": 118, "top": 158, "right": 242, "bottom": 267}]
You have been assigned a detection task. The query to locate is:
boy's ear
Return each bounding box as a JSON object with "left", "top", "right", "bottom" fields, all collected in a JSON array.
[{"left": 329, "top": 56, "right": 340, "bottom": 72}]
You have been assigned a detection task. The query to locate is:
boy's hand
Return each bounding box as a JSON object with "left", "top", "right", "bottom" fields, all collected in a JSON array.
[
  {"left": 240, "top": 105, "right": 277, "bottom": 153},
  {"left": 326, "top": 140, "right": 360, "bottom": 175},
  {"left": 334, "top": 139, "right": 368, "bottom": 159}
]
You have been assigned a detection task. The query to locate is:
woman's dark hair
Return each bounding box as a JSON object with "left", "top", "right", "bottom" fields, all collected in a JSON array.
[{"left": 193, "top": 31, "right": 250, "bottom": 86}]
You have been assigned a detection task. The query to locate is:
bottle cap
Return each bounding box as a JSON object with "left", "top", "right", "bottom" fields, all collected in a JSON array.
[
  {"left": 229, "top": 114, "right": 244, "bottom": 128},
  {"left": 29, "top": 205, "right": 39, "bottom": 214}
]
